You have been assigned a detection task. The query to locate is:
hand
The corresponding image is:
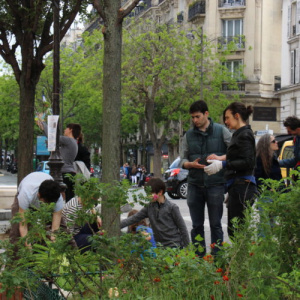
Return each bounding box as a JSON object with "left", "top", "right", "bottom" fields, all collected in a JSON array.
[
  {"left": 206, "top": 154, "right": 226, "bottom": 161},
  {"left": 185, "top": 158, "right": 206, "bottom": 169},
  {"left": 204, "top": 160, "right": 223, "bottom": 175},
  {"left": 97, "top": 216, "right": 102, "bottom": 228}
]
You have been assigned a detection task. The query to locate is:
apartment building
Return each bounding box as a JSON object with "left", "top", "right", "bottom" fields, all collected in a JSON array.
[
  {"left": 123, "top": 0, "right": 282, "bottom": 133},
  {"left": 278, "top": 0, "right": 300, "bottom": 133}
]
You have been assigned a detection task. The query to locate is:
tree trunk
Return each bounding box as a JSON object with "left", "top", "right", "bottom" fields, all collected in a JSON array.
[
  {"left": 101, "top": 0, "right": 122, "bottom": 237},
  {"left": 17, "top": 79, "right": 36, "bottom": 184},
  {"left": 152, "top": 142, "right": 163, "bottom": 178}
]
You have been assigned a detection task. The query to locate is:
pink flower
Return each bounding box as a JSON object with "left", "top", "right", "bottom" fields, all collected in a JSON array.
[{"left": 153, "top": 194, "right": 158, "bottom": 201}]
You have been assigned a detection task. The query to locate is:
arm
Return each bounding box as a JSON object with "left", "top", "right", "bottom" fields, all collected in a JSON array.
[
  {"left": 171, "top": 205, "right": 190, "bottom": 247},
  {"left": 226, "top": 132, "right": 256, "bottom": 171},
  {"left": 120, "top": 208, "right": 148, "bottom": 229},
  {"left": 50, "top": 210, "right": 62, "bottom": 241},
  {"left": 19, "top": 207, "right": 28, "bottom": 239},
  {"left": 180, "top": 134, "right": 205, "bottom": 169},
  {"left": 206, "top": 127, "right": 231, "bottom": 161}
]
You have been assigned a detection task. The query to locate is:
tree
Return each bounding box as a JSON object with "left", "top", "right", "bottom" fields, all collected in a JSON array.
[
  {"left": 0, "top": 73, "right": 19, "bottom": 167},
  {"left": 92, "top": 0, "right": 140, "bottom": 236},
  {"left": 122, "top": 24, "right": 242, "bottom": 176},
  {"left": 0, "top": 0, "right": 89, "bottom": 183},
  {"left": 36, "top": 30, "right": 104, "bottom": 148}
]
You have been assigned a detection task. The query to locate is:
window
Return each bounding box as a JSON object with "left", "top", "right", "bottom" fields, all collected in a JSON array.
[
  {"left": 223, "top": 60, "right": 243, "bottom": 80},
  {"left": 291, "top": 98, "right": 297, "bottom": 115},
  {"left": 222, "top": 0, "right": 245, "bottom": 4},
  {"left": 222, "top": 19, "right": 242, "bottom": 37},
  {"left": 291, "top": 49, "right": 299, "bottom": 84},
  {"left": 221, "top": 19, "right": 244, "bottom": 48},
  {"left": 287, "top": 1, "right": 300, "bottom": 38}
]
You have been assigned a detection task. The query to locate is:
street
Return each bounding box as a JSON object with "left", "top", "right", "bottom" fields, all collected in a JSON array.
[{"left": 0, "top": 171, "right": 229, "bottom": 250}]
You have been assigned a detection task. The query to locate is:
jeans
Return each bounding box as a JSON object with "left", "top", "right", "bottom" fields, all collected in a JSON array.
[
  {"left": 74, "top": 222, "right": 99, "bottom": 253},
  {"left": 227, "top": 181, "right": 257, "bottom": 238},
  {"left": 187, "top": 184, "right": 225, "bottom": 255}
]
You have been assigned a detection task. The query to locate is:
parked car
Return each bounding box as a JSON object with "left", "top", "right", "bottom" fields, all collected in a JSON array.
[
  {"left": 90, "top": 165, "right": 101, "bottom": 178},
  {"left": 36, "top": 161, "right": 50, "bottom": 175},
  {"left": 163, "top": 157, "right": 188, "bottom": 199},
  {"left": 278, "top": 140, "right": 294, "bottom": 179}
]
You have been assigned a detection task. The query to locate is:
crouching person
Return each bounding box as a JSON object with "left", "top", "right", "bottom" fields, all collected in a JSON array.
[
  {"left": 9, "top": 172, "right": 64, "bottom": 247},
  {"left": 62, "top": 183, "right": 102, "bottom": 253},
  {"left": 121, "top": 178, "right": 190, "bottom": 248}
]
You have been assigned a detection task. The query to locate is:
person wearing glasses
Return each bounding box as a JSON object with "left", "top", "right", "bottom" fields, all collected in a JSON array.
[
  {"left": 255, "top": 134, "right": 283, "bottom": 191},
  {"left": 255, "top": 134, "right": 286, "bottom": 236}
]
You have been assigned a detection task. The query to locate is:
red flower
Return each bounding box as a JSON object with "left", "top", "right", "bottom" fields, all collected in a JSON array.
[
  {"left": 210, "top": 243, "right": 216, "bottom": 249},
  {"left": 222, "top": 275, "right": 229, "bottom": 281},
  {"left": 203, "top": 255, "right": 214, "bottom": 263},
  {"left": 153, "top": 277, "right": 161, "bottom": 282},
  {"left": 249, "top": 252, "right": 254, "bottom": 256},
  {"left": 216, "top": 268, "right": 223, "bottom": 273},
  {"left": 164, "top": 266, "right": 169, "bottom": 270},
  {"left": 237, "top": 293, "right": 243, "bottom": 297},
  {"left": 210, "top": 295, "right": 215, "bottom": 300},
  {"left": 174, "top": 262, "right": 180, "bottom": 266},
  {"left": 214, "top": 280, "right": 220, "bottom": 285}
]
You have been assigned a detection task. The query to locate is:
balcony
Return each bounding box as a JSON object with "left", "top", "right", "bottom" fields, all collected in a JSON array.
[
  {"left": 218, "top": 35, "right": 245, "bottom": 50},
  {"left": 177, "top": 11, "right": 184, "bottom": 23},
  {"left": 222, "top": 82, "right": 245, "bottom": 91},
  {"left": 135, "top": 0, "right": 152, "bottom": 17},
  {"left": 188, "top": 1, "right": 206, "bottom": 22},
  {"left": 219, "top": 0, "right": 246, "bottom": 7}
]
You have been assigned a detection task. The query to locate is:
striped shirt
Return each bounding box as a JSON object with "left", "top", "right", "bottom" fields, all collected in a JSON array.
[{"left": 62, "top": 196, "right": 82, "bottom": 235}]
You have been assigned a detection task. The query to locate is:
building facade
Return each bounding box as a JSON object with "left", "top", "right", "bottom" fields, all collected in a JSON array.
[
  {"left": 278, "top": 0, "right": 300, "bottom": 133},
  {"left": 123, "top": 0, "right": 283, "bottom": 134}
]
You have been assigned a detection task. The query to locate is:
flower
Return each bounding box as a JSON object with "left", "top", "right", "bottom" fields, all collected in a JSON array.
[
  {"left": 214, "top": 281, "right": 220, "bottom": 285},
  {"left": 222, "top": 275, "right": 229, "bottom": 281},
  {"left": 210, "top": 295, "right": 215, "bottom": 300},
  {"left": 237, "top": 293, "right": 243, "bottom": 297},
  {"left": 203, "top": 254, "right": 214, "bottom": 263},
  {"left": 153, "top": 194, "right": 158, "bottom": 201},
  {"left": 164, "top": 265, "right": 169, "bottom": 270},
  {"left": 174, "top": 262, "right": 180, "bottom": 266},
  {"left": 210, "top": 243, "right": 216, "bottom": 249},
  {"left": 249, "top": 252, "right": 254, "bottom": 256},
  {"left": 108, "top": 287, "right": 119, "bottom": 298},
  {"left": 122, "top": 289, "right": 128, "bottom": 294},
  {"left": 216, "top": 268, "right": 223, "bottom": 273},
  {"left": 153, "top": 277, "right": 161, "bottom": 282}
]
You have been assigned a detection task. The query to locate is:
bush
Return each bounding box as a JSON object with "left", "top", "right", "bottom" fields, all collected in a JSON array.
[{"left": 0, "top": 176, "right": 299, "bottom": 299}]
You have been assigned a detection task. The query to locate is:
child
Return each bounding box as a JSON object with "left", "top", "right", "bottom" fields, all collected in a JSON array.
[
  {"left": 121, "top": 178, "right": 190, "bottom": 248},
  {"left": 127, "top": 209, "right": 156, "bottom": 248}
]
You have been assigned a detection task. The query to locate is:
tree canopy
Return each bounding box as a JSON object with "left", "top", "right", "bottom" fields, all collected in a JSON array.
[{"left": 0, "top": 0, "right": 90, "bottom": 182}]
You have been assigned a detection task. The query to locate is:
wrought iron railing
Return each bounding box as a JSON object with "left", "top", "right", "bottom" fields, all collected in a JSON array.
[
  {"left": 218, "top": 35, "right": 245, "bottom": 50},
  {"left": 222, "top": 82, "right": 245, "bottom": 91},
  {"left": 218, "top": 0, "right": 246, "bottom": 7},
  {"left": 188, "top": 1, "right": 206, "bottom": 21}
]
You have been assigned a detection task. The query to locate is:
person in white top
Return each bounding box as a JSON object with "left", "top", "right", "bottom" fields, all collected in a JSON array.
[{"left": 9, "top": 172, "right": 64, "bottom": 247}]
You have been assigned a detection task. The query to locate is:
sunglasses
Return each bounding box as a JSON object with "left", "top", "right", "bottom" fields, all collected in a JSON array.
[{"left": 270, "top": 140, "right": 277, "bottom": 144}]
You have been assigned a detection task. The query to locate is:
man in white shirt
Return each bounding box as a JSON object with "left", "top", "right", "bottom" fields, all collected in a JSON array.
[{"left": 9, "top": 172, "right": 64, "bottom": 246}]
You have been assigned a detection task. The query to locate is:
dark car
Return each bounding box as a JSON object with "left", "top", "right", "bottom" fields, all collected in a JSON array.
[{"left": 163, "top": 157, "right": 188, "bottom": 199}]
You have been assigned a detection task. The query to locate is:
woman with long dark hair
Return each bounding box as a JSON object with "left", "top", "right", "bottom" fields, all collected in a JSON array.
[
  {"left": 255, "top": 133, "right": 282, "bottom": 189},
  {"left": 204, "top": 102, "right": 257, "bottom": 238}
]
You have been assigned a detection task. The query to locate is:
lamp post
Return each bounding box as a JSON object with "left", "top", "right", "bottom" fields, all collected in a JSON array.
[
  {"left": 187, "top": 27, "right": 204, "bottom": 101},
  {"left": 47, "top": 0, "right": 65, "bottom": 189}
]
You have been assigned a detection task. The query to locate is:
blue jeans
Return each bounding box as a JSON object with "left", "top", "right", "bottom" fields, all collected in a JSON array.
[
  {"left": 187, "top": 184, "right": 225, "bottom": 255},
  {"left": 74, "top": 222, "right": 99, "bottom": 253}
]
